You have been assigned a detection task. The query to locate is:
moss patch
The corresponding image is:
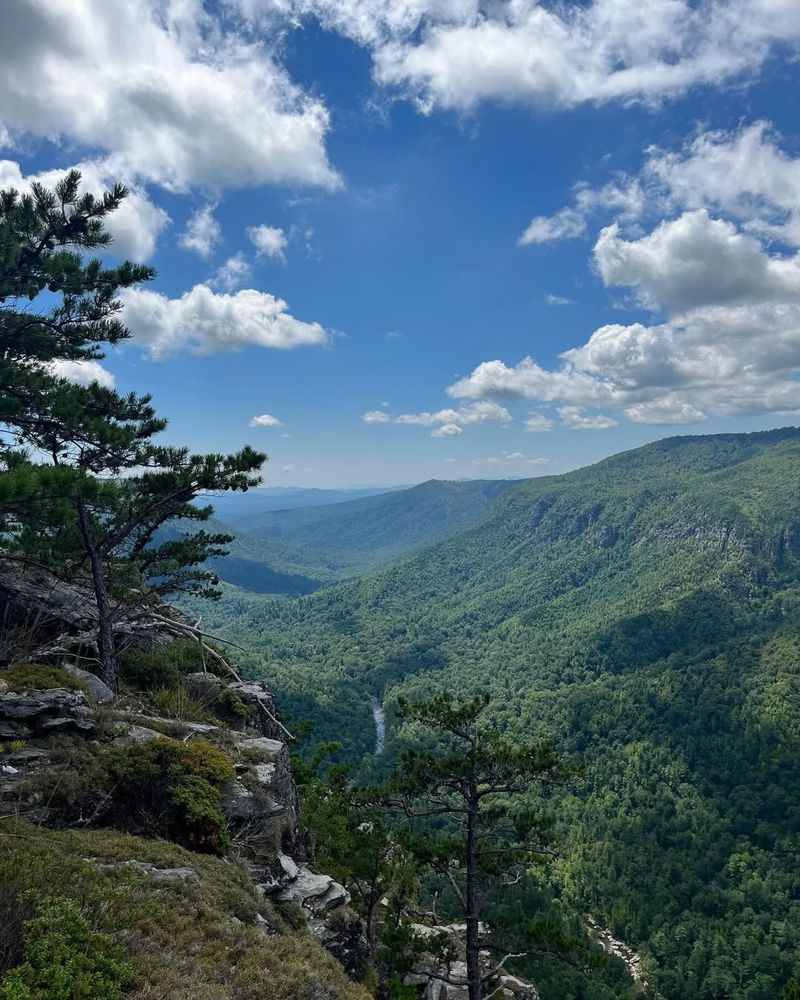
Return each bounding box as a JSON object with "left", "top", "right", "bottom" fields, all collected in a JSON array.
[{"left": 0, "top": 663, "right": 89, "bottom": 694}]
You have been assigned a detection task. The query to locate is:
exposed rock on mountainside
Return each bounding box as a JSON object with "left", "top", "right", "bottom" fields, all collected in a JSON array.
[{"left": 0, "top": 572, "right": 372, "bottom": 999}]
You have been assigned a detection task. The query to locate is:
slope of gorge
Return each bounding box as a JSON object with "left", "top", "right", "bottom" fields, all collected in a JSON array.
[{"left": 192, "top": 428, "right": 800, "bottom": 1000}]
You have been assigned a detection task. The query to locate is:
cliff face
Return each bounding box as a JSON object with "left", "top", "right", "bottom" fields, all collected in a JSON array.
[{"left": 0, "top": 573, "right": 371, "bottom": 999}]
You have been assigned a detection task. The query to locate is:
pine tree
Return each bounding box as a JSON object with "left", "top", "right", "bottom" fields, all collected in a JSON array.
[
  {"left": 382, "top": 693, "right": 570, "bottom": 1000},
  {"left": 0, "top": 171, "right": 265, "bottom": 690}
]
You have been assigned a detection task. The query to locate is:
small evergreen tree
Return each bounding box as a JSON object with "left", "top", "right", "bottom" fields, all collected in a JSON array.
[{"left": 381, "top": 693, "right": 570, "bottom": 1000}]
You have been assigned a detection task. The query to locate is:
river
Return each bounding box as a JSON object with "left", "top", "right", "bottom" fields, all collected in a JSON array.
[{"left": 371, "top": 696, "right": 385, "bottom": 755}]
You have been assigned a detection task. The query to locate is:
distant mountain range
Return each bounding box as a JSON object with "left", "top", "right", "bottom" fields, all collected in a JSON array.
[
  {"left": 208, "top": 478, "right": 516, "bottom": 593},
  {"left": 198, "top": 485, "right": 405, "bottom": 521}
]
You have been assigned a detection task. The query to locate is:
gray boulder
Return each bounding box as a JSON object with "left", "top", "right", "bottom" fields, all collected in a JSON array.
[{"left": 61, "top": 665, "right": 114, "bottom": 704}]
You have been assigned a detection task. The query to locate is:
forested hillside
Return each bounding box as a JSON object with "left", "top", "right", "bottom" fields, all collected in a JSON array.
[
  {"left": 190, "top": 428, "right": 800, "bottom": 1000},
  {"left": 208, "top": 478, "right": 515, "bottom": 593}
]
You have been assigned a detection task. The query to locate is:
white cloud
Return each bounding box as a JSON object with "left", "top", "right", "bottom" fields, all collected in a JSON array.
[
  {"left": 0, "top": 0, "right": 338, "bottom": 193},
  {"left": 456, "top": 121, "right": 800, "bottom": 429},
  {"left": 394, "top": 400, "right": 510, "bottom": 435},
  {"left": 431, "top": 423, "right": 463, "bottom": 438},
  {"left": 646, "top": 122, "right": 800, "bottom": 244},
  {"left": 519, "top": 208, "right": 585, "bottom": 245},
  {"left": 282, "top": 464, "right": 297, "bottom": 473},
  {"left": 0, "top": 159, "right": 168, "bottom": 261},
  {"left": 559, "top": 406, "right": 618, "bottom": 430},
  {"left": 525, "top": 412, "right": 554, "bottom": 432},
  {"left": 213, "top": 252, "right": 253, "bottom": 290},
  {"left": 545, "top": 294, "right": 572, "bottom": 306},
  {"left": 395, "top": 400, "right": 510, "bottom": 427},
  {"left": 121, "top": 283, "right": 329, "bottom": 358},
  {"left": 248, "top": 224, "right": 288, "bottom": 260},
  {"left": 368, "top": 0, "right": 800, "bottom": 113},
  {"left": 594, "top": 210, "right": 800, "bottom": 313},
  {"left": 179, "top": 205, "right": 221, "bottom": 258},
  {"left": 364, "top": 400, "right": 510, "bottom": 436},
  {"left": 250, "top": 413, "right": 283, "bottom": 427},
  {"left": 502, "top": 451, "right": 525, "bottom": 460},
  {"left": 50, "top": 359, "right": 115, "bottom": 389}
]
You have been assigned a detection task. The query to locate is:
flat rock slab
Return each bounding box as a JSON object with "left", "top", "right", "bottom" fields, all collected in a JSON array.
[
  {"left": 91, "top": 860, "right": 199, "bottom": 883},
  {"left": 111, "top": 725, "right": 163, "bottom": 747},
  {"left": 237, "top": 737, "right": 284, "bottom": 760}
]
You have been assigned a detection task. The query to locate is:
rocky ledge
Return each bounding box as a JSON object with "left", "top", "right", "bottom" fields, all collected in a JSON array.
[{"left": 0, "top": 667, "right": 367, "bottom": 981}]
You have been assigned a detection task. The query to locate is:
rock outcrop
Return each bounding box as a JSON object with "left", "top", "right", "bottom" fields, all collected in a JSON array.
[
  {"left": 0, "top": 666, "right": 368, "bottom": 982},
  {"left": 405, "top": 924, "right": 540, "bottom": 1000}
]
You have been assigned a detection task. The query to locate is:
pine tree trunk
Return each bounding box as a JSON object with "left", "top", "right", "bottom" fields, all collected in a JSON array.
[
  {"left": 465, "top": 787, "right": 481, "bottom": 1000},
  {"left": 75, "top": 495, "right": 117, "bottom": 692}
]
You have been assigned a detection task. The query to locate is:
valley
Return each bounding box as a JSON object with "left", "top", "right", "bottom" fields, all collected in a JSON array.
[{"left": 184, "top": 427, "right": 800, "bottom": 1000}]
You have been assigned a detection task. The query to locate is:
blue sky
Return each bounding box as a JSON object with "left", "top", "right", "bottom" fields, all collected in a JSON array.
[{"left": 2, "top": 1, "right": 800, "bottom": 486}]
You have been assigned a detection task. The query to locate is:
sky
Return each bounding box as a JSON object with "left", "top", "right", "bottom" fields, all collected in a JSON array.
[{"left": 2, "top": 0, "right": 800, "bottom": 487}]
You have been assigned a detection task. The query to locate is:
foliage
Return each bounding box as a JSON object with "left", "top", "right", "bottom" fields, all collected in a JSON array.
[
  {"left": 0, "top": 663, "right": 89, "bottom": 693},
  {"left": 105, "top": 737, "right": 234, "bottom": 853},
  {"left": 211, "top": 479, "right": 517, "bottom": 594},
  {"left": 296, "top": 744, "right": 419, "bottom": 946},
  {"left": 0, "top": 896, "right": 131, "bottom": 1000}
]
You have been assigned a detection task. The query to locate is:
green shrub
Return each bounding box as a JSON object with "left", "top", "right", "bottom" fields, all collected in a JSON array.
[
  {"left": 216, "top": 686, "right": 253, "bottom": 721},
  {"left": 0, "top": 663, "right": 88, "bottom": 694},
  {"left": 118, "top": 640, "right": 212, "bottom": 692},
  {"left": 168, "top": 775, "right": 230, "bottom": 854},
  {"left": 104, "top": 737, "right": 234, "bottom": 854},
  {"left": 0, "top": 896, "right": 131, "bottom": 1000}
]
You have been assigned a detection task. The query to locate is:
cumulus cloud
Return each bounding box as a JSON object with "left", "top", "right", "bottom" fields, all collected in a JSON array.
[
  {"left": 285, "top": 0, "right": 800, "bottom": 113},
  {"left": 431, "top": 423, "right": 463, "bottom": 438},
  {"left": 250, "top": 413, "right": 283, "bottom": 427},
  {"left": 179, "top": 205, "right": 221, "bottom": 258},
  {"left": 0, "top": 159, "right": 168, "bottom": 261},
  {"left": 545, "top": 294, "right": 572, "bottom": 306},
  {"left": 594, "top": 210, "right": 800, "bottom": 313},
  {"left": 0, "top": 0, "right": 338, "bottom": 193},
  {"left": 50, "top": 359, "right": 115, "bottom": 389},
  {"left": 121, "top": 284, "right": 329, "bottom": 358},
  {"left": 248, "top": 224, "right": 288, "bottom": 260},
  {"left": 363, "top": 410, "right": 392, "bottom": 423},
  {"left": 454, "top": 121, "right": 800, "bottom": 429},
  {"left": 213, "top": 253, "right": 253, "bottom": 291},
  {"left": 519, "top": 122, "right": 800, "bottom": 251}
]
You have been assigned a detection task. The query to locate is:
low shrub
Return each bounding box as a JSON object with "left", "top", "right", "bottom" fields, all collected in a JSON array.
[
  {"left": 105, "top": 737, "right": 234, "bottom": 854},
  {"left": 216, "top": 686, "right": 253, "bottom": 722},
  {"left": 0, "top": 895, "right": 131, "bottom": 1000},
  {"left": 0, "top": 663, "right": 88, "bottom": 694}
]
